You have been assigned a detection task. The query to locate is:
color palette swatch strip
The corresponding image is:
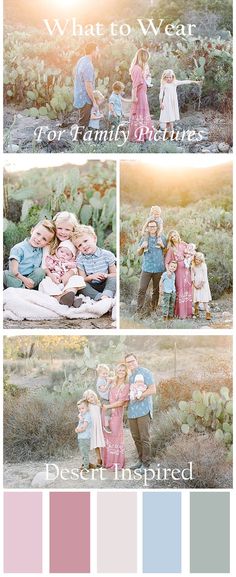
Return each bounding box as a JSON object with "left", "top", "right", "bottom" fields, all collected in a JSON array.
[{"left": 4, "top": 491, "right": 230, "bottom": 574}]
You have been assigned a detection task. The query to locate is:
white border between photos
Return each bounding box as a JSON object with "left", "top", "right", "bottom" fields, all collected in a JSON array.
[{"left": 0, "top": 4, "right": 235, "bottom": 573}]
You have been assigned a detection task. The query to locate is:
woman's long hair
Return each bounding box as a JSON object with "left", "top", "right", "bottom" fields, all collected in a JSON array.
[
  {"left": 129, "top": 48, "right": 150, "bottom": 74},
  {"left": 113, "top": 363, "right": 128, "bottom": 389},
  {"left": 167, "top": 229, "right": 181, "bottom": 249}
]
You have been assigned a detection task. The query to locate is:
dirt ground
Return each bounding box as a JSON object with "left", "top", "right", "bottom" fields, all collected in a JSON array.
[
  {"left": 120, "top": 293, "right": 233, "bottom": 330},
  {"left": 3, "top": 313, "right": 115, "bottom": 330},
  {"left": 4, "top": 429, "right": 155, "bottom": 490}
]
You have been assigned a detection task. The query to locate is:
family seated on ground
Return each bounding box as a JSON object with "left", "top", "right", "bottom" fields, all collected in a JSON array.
[
  {"left": 75, "top": 354, "right": 155, "bottom": 474},
  {"left": 136, "top": 206, "right": 211, "bottom": 320},
  {"left": 3, "top": 211, "right": 116, "bottom": 307}
]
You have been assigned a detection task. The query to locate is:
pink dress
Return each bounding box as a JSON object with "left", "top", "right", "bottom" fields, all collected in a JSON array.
[
  {"left": 101, "top": 383, "right": 130, "bottom": 470},
  {"left": 129, "top": 64, "right": 154, "bottom": 142},
  {"left": 165, "top": 242, "right": 192, "bottom": 319}
]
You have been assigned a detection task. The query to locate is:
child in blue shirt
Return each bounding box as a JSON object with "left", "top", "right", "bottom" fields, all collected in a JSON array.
[
  {"left": 3, "top": 219, "right": 56, "bottom": 289},
  {"left": 109, "top": 81, "right": 132, "bottom": 128},
  {"left": 75, "top": 399, "right": 92, "bottom": 471},
  {"left": 160, "top": 261, "right": 177, "bottom": 320},
  {"left": 72, "top": 225, "right": 116, "bottom": 302}
]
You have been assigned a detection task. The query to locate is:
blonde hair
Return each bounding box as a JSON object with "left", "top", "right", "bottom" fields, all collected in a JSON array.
[
  {"left": 114, "top": 363, "right": 128, "bottom": 389},
  {"left": 93, "top": 90, "right": 104, "bottom": 103},
  {"left": 49, "top": 212, "right": 79, "bottom": 254},
  {"left": 194, "top": 252, "right": 205, "bottom": 264},
  {"left": 130, "top": 48, "right": 150, "bottom": 74},
  {"left": 33, "top": 219, "right": 56, "bottom": 250},
  {"left": 150, "top": 205, "right": 161, "bottom": 215},
  {"left": 112, "top": 81, "right": 125, "bottom": 92},
  {"left": 72, "top": 225, "right": 96, "bottom": 244},
  {"left": 83, "top": 389, "right": 100, "bottom": 405},
  {"left": 161, "top": 69, "right": 176, "bottom": 84},
  {"left": 96, "top": 363, "right": 110, "bottom": 373},
  {"left": 77, "top": 398, "right": 89, "bottom": 409},
  {"left": 167, "top": 230, "right": 181, "bottom": 248}
]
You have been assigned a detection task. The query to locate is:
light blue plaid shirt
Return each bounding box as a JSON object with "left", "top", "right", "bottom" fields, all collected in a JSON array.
[
  {"left": 140, "top": 235, "right": 166, "bottom": 273},
  {"left": 76, "top": 247, "right": 116, "bottom": 284}
]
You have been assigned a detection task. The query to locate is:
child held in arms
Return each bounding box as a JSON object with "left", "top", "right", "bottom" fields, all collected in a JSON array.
[
  {"left": 72, "top": 225, "right": 116, "bottom": 303},
  {"left": 3, "top": 220, "right": 56, "bottom": 289},
  {"left": 141, "top": 205, "right": 164, "bottom": 252}
]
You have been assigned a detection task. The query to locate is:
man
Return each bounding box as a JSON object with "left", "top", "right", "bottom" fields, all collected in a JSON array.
[
  {"left": 74, "top": 42, "right": 99, "bottom": 140},
  {"left": 136, "top": 220, "right": 167, "bottom": 315},
  {"left": 125, "top": 353, "right": 156, "bottom": 474}
]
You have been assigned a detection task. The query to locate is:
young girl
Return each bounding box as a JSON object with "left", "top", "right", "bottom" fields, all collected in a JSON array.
[
  {"left": 39, "top": 240, "right": 85, "bottom": 306},
  {"left": 88, "top": 90, "right": 104, "bottom": 131},
  {"left": 159, "top": 69, "right": 201, "bottom": 133},
  {"left": 42, "top": 211, "right": 79, "bottom": 289},
  {"left": 191, "top": 252, "right": 211, "bottom": 320},
  {"left": 141, "top": 205, "right": 164, "bottom": 252},
  {"left": 82, "top": 389, "right": 105, "bottom": 468}
]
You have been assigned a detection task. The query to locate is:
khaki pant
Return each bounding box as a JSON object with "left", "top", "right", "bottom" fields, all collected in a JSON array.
[
  {"left": 137, "top": 271, "right": 162, "bottom": 311},
  {"left": 129, "top": 413, "right": 151, "bottom": 466}
]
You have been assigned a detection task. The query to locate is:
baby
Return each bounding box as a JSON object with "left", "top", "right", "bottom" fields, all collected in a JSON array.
[
  {"left": 184, "top": 243, "right": 196, "bottom": 269},
  {"left": 39, "top": 239, "right": 85, "bottom": 306},
  {"left": 130, "top": 373, "right": 147, "bottom": 401},
  {"left": 141, "top": 206, "right": 164, "bottom": 252},
  {"left": 96, "top": 364, "right": 115, "bottom": 434}
]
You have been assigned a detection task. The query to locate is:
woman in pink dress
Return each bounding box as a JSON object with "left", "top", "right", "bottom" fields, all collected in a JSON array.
[
  {"left": 129, "top": 48, "right": 154, "bottom": 143},
  {"left": 165, "top": 230, "right": 193, "bottom": 319},
  {"left": 101, "top": 363, "right": 130, "bottom": 470}
]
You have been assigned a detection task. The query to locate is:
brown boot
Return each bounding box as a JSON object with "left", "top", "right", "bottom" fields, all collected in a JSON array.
[
  {"left": 194, "top": 303, "right": 199, "bottom": 317},
  {"left": 59, "top": 291, "right": 75, "bottom": 307},
  {"left": 205, "top": 311, "right": 211, "bottom": 321}
]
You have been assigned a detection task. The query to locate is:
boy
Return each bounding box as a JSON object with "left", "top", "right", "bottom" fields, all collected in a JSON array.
[
  {"left": 109, "top": 81, "right": 132, "bottom": 128},
  {"left": 75, "top": 399, "right": 92, "bottom": 471},
  {"left": 160, "top": 261, "right": 177, "bottom": 320},
  {"left": 72, "top": 225, "right": 116, "bottom": 301},
  {"left": 96, "top": 363, "right": 114, "bottom": 434},
  {"left": 3, "top": 220, "right": 55, "bottom": 289}
]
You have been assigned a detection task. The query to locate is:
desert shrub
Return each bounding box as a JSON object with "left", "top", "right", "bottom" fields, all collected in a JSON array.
[
  {"left": 151, "top": 434, "right": 232, "bottom": 488},
  {"left": 151, "top": 407, "right": 181, "bottom": 456},
  {"left": 4, "top": 391, "right": 78, "bottom": 462}
]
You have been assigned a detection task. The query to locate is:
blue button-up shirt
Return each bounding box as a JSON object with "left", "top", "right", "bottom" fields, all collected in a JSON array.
[
  {"left": 109, "top": 92, "right": 122, "bottom": 117},
  {"left": 74, "top": 56, "right": 95, "bottom": 108},
  {"left": 9, "top": 239, "right": 43, "bottom": 275},
  {"left": 140, "top": 235, "right": 166, "bottom": 273},
  {"left": 76, "top": 247, "right": 116, "bottom": 284},
  {"left": 128, "top": 366, "right": 154, "bottom": 419}
]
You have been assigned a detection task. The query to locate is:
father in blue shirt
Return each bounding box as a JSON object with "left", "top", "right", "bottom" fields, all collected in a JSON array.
[
  {"left": 74, "top": 42, "right": 99, "bottom": 140},
  {"left": 136, "top": 220, "right": 166, "bottom": 314},
  {"left": 125, "top": 353, "right": 156, "bottom": 474}
]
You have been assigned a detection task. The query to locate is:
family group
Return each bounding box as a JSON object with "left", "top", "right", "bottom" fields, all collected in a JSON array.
[
  {"left": 75, "top": 353, "right": 156, "bottom": 474},
  {"left": 3, "top": 212, "right": 116, "bottom": 306},
  {"left": 74, "top": 43, "right": 201, "bottom": 142},
  {"left": 136, "top": 206, "right": 211, "bottom": 320}
]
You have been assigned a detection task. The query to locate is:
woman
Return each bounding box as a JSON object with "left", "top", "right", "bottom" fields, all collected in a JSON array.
[
  {"left": 101, "top": 363, "right": 130, "bottom": 470},
  {"left": 165, "top": 230, "right": 193, "bottom": 319},
  {"left": 129, "top": 48, "right": 154, "bottom": 143}
]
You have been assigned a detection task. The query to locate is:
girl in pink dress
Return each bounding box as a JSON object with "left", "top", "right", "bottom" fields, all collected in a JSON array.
[
  {"left": 101, "top": 363, "right": 130, "bottom": 471},
  {"left": 129, "top": 48, "right": 154, "bottom": 143},
  {"left": 165, "top": 230, "right": 193, "bottom": 319}
]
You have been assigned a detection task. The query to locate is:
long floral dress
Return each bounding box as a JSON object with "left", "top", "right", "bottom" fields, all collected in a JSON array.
[
  {"left": 101, "top": 383, "right": 130, "bottom": 470},
  {"left": 165, "top": 242, "right": 192, "bottom": 318},
  {"left": 129, "top": 64, "right": 154, "bottom": 142}
]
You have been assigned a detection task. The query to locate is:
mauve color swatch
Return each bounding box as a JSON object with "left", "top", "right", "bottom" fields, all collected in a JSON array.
[
  {"left": 4, "top": 492, "right": 42, "bottom": 573},
  {"left": 50, "top": 492, "right": 90, "bottom": 573},
  {"left": 97, "top": 492, "right": 137, "bottom": 573},
  {"left": 143, "top": 492, "right": 181, "bottom": 573},
  {"left": 190, "top": 492, "right": 230, "bottom": 573}
]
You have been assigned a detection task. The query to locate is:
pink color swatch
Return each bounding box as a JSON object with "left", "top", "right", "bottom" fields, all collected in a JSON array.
[
  {"left": 97, "top": 492, "right": 137, "bottom": 573},
  {"left": 50, "top": 492, "right": 90, "bottom": 573},
  {"left": 4, "top": 492, "right": 42, "bottom": 573}
]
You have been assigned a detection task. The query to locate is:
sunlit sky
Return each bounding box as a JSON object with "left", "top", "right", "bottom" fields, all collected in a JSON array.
[{"left": 4, "top": 155, "right": 232, "bottom": 173}]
